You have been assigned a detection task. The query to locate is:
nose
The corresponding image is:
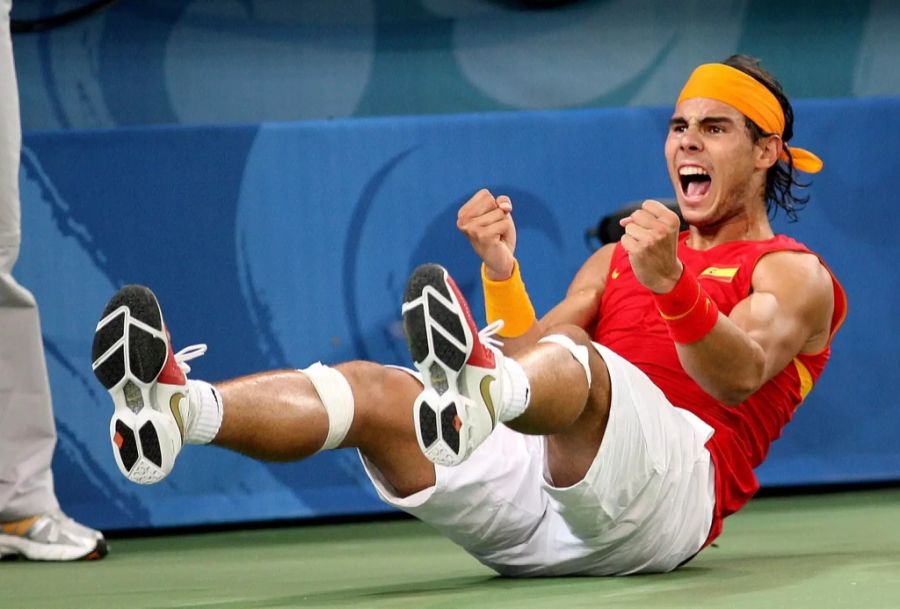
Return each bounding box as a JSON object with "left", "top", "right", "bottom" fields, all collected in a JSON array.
[{"left": 679, "top": 124, "right": 702, "bottom": 152}]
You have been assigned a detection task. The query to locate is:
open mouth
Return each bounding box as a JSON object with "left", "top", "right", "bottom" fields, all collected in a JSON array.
[{"left": 679, "top": 166, "right": 711, "bottom": 199}]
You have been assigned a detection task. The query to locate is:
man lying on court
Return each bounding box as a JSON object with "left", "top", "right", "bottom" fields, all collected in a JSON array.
[{"left": 91, "top": 55, "right": 846, "bottom": 576}]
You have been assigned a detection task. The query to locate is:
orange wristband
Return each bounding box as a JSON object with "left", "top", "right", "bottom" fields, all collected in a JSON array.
[
  {"left": 653, "top": 267, "right": 719, "bottom": 344},
  {"left": 482, "top": 260, "right": 537, "bottom": 337}
]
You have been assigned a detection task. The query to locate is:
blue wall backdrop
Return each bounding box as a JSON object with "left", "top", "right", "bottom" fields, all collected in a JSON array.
[
  {"left": 15, "top": 98, "right": 900, "bottom": 531},
  {"left": 11, "top": 0, "right": 900, "bottom": 129}
]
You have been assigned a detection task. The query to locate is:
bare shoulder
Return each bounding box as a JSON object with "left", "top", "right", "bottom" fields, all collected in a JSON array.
[
  {"left": 568, "top": 243, "right": 617, "bottom": 296},
  {"left": 752, "top": 250, "right": 832, "bottom": 296}
]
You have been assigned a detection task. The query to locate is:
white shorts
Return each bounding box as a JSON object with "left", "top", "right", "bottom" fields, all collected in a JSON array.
[{"left": 360, "top": 343, "right": 716, "bottom": 576}]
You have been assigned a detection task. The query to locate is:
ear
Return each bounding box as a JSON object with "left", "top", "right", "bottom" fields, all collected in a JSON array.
[{"left": 755, "top": 134, "right": 782, "bottom": 170}]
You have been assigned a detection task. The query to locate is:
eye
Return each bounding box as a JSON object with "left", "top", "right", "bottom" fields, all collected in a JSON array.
[
  {"left": 671, "top": 124, "right": 686, "bottom": 133},
  {"left": 708, "top": 125, "right": 724, "bottom": 134}
]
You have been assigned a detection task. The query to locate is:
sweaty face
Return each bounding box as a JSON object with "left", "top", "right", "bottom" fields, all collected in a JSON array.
[{"left": 664, "top": 98, "right": 767, "bottom": 228}]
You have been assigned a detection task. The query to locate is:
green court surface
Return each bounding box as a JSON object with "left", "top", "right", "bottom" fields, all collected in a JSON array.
[{"left": 2, "top": 489, "right": 898, "bottom": 609}]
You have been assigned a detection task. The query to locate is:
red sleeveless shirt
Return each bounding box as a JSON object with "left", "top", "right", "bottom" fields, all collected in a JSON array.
[{"left": 594, "top": 232, "right": 847, "bottom": 543}]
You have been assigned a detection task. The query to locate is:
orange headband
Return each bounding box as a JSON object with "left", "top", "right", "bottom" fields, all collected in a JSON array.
[{"left": 677, "top": 63, "right": 823, "bottom": 174}]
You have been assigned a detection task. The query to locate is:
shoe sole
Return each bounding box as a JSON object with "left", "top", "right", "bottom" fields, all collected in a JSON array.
[
  {"left": 402, "top": 264, "right": 476, "bottom": 466},
  {"left": 0, "top": 535, "right": 108, "bottom": 561},
  {"left": 91, "top": 286, "right": 171, "bottom": 483}
]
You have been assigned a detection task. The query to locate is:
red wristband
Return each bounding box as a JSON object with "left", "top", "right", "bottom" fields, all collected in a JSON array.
[{"left": 653, "top": 267, "right": 719, "bottom": 344}]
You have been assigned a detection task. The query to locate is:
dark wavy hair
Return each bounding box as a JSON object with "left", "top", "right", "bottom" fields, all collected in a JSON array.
[{"left": 723, "top": 55, "right": 810, "bottom": 222}]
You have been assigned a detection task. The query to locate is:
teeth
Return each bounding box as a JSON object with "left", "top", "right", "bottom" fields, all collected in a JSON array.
[{"left": 679, "top": 166, "right": 709, "bottom": 176}]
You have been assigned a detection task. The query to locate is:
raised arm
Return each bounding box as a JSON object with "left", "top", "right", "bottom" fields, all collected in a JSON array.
[
  {"left": 621, "top": 200, "right": 835, "bottom": 405},
  {"left": 457, "top": 188, "right": 613, "bottom": 355}
]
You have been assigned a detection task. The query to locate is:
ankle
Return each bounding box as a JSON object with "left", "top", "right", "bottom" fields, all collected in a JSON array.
[
  {"left": 184, "top": 380, "right": 224, "bottom": 444},
  {"left": 498, "top": 357, "right": 531, "bottom": 422}
]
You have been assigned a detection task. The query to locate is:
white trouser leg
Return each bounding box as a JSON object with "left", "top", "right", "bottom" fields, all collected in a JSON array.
[{"left": 0, "top": 0, "right": 60, "bottom": 520}]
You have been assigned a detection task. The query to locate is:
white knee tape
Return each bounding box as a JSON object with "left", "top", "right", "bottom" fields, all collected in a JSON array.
[
  {"left": 538, "top": 334, "right": 592, "bottom": 387},
  {"left": 301, "top": 362, "right": 355, "bottom": 452}
]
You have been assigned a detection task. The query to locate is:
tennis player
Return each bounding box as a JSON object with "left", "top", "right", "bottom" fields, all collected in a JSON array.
[{"left": 91, "top": 55, "right": 845, "bottom": 575}]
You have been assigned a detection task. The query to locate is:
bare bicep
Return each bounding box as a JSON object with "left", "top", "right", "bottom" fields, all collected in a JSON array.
[{"left": 729, "top": 252, "right": 834, "bottom": 380}]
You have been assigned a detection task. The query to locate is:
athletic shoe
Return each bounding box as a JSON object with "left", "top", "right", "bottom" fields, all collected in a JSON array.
[
  {"left": 0, "top": 510, "right": 107, "bottom": 561},
  {"left": 401, "top": 264, "right": 505, "bottom": 466},
  {"left": 91, "top": 285, "right": 206, "bottom": 484}
]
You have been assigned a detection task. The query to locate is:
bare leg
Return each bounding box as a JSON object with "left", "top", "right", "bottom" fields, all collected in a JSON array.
[
  {"left": 213, "top": 361, "right": 436, "bottom": 497},
  {"left": 211, "top": 324, "right": 606, "bottom": 494},
  {"left": 503, "top": 325, "right": 611, "bottom": 488}
]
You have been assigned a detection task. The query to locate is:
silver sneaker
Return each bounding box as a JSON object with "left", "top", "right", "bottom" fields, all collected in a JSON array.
[{"left": 0, "top": 510, "right": 107, "bottom": 561}]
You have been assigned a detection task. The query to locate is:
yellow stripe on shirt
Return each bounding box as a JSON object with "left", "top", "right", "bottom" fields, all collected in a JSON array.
[{"left": 793, "top": 357, "right": 814, "bottom": 401}]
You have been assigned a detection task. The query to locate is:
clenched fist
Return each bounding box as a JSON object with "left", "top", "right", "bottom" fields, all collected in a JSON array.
[
  {"left": 619, "top": 199, "right": 684, "bottom": 294},
  {"left": 457, "top": 188, "right": 517, "bottom": 280}
]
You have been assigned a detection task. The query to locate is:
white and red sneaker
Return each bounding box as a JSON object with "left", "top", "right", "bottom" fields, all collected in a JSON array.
[
  {"left": 401, "top": 264, "right": 506, "bottom": 466},
  {"left": 91, "top": 286, "right": 206, "bottom": 484}
]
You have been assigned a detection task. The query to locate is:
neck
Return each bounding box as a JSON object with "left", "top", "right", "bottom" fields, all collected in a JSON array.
[{"left": 685, "top": 200, "right": 774, "bottom": 249}]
